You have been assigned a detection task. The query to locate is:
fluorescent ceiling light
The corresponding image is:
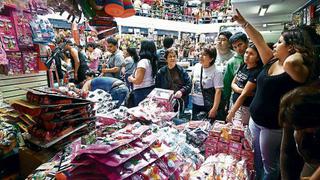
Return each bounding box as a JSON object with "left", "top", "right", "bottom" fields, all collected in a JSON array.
[{"left": 258, "top": 5, "right": 269, "bottom": 16}]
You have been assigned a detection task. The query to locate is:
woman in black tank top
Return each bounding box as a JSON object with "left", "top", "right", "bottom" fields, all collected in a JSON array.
[
  {"left": 65, "top": 41, "right": 89, "bottom": 84},
  {"left": 232, "top": 9, "right": 318, "bottom": 179}
]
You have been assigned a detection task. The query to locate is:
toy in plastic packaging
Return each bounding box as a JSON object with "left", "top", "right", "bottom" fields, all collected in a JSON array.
[{"left": 29, "top": 15, "right": 55, "bottom": 44}]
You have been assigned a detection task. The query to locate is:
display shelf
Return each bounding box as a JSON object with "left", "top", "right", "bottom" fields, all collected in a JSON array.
[{"left": 27, "top": 124, "right": 88, "bottom": 148}]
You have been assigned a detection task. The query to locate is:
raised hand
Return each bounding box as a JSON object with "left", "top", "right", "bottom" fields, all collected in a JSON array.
[{"left": 231, "top": 9, "right": 247, "bottom": 26}]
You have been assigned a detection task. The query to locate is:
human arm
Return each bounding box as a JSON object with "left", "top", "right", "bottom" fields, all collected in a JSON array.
[
  {"left": 177, "top": 67, "right": 192, "bottom": 98},
  {"left": 310, "top": 167, "right": 320, "bottom": 180},
  {"left": 102, "top": 54, "right": 124, "bottom": 74},
  {"left": 231, "top": 76, "right": 243, "bottom": 94},
  {"left": 70, "top": 48, "right": 80, "bottom": 80},
  {"left": 81, "top": 79, "right": 92, "bottom": 92},
  {"left": 232, "top": 9, "right": 273, "bottom": 64},
  {"left": 209, "top": 88, "right": 222, "bottom": 118},
  {"left": 226, "top": 81, "right": 256, "bottom": 121},
  {"left": 283, "top": 52, "right": 309, "bottom": 83},
  {"left": 128, "top": 67, "right": 145, "bottom": 85}
]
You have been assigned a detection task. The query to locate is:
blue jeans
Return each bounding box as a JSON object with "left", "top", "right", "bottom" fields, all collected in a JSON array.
[
  {"left": 132, "top": 86, "right": 155, "bottom": 107},
  {"left": 110, "top": 84, "right": 129, "bottom": 108},
  {"left": 249, "top": 118, "right": 283, "bottom": 180}
]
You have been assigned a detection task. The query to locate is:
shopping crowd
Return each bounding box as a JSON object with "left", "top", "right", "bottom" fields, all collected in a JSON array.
[
  {"left": 133, "top": 0, "right": 233, "bottom": 24},
  {"left": 51, "top": 9, "right": 320, "bottom": 180}
]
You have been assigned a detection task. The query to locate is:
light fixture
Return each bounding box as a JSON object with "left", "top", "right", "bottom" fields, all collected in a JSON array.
[
  {"left": 258, "top": 5, "right": 269, "bottom": 16},
  {"left": 262, "top": 23, "right": 267, "bottom": 28}
]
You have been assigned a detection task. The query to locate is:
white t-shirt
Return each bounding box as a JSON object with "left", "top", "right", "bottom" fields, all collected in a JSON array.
[
  {"left": 133, "top": 59, "right": 155, "bottom": 90},
  {"left": 191, "top": 63, "right": 223, "bottom": 106}
]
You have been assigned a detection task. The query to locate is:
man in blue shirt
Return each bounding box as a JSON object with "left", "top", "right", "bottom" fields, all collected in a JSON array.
[{"left": 82, "top": 71, "right": 128, "bottom": 108}]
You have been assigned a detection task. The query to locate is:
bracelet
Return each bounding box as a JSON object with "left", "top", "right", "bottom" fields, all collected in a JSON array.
[{"left": 242, "top": 22, "right": 249, "bottom": 29}]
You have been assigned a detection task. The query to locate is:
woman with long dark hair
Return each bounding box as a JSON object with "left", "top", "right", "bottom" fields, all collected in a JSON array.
[
  {"left": 128, "top": 40, "right": 157, "bottom": 106},
  {"left": 232, "top": 9, "right": 318, "bottom": 179},
  {"left": 226, "top": 43, "right": 262, "bottom": 125}
]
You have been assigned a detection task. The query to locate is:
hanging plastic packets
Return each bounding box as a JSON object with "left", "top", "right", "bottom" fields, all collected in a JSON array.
[
  {"left": 29, "top": 15, "right": 55, "bottom": 44},
  {"left": 0, "top": 39, "right": 7, "bottom": 65}
]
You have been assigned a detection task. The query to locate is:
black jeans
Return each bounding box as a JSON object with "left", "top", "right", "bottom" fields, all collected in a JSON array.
[{"left": 192, "top": 103, "right": 211, "bottom": 120}]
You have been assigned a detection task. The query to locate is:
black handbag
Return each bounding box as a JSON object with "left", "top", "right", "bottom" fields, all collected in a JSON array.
[
  {"left": 125, "top": 91, "right": 134, "bottom": 108},
  {"left": 200, "top": 67, "right": 215, "bottom": 107},
  {"left": 200, "top": 66, "right": 226, "bottom": 120}
]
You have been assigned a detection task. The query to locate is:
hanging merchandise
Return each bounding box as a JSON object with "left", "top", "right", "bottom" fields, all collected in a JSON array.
[
  {"left": 22, "top": 51, "right": 38, "bottom": 74},
  {"left": 11, "top": 11, "right": 33, "bottom": 47},
  {"left": 122, "top": 0, "right": 136, "bottom": 18},
  {"left": 97, "top": 27, "right": 119, "bottom": 40},
  {"left": 77, "top": 0, "right": 96, "bottom": 20},
  {"left": 2, "top": 0, "right": 29, "bottom": 10},
  {"left": 0, "top": 15, "right": 19, "bottom": 51},
  {"left": 29, "top": 16, "right": 55, "bottom": 44},
  {"left": 104, "top": 0, "right": 124, "bottom": 17},
  {"left": 0, "top": 39, "right": 8, "bottom": 65},
  {"left": 5, "top": 52, "right": 23, "bottom": 75}
]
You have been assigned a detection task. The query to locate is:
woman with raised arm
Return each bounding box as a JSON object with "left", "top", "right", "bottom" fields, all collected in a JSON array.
[{"left": 232, "top": 9, "right": 317, "bottom": 180}]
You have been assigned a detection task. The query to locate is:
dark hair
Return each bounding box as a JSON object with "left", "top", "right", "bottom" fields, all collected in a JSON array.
[
  {"left": 55, "top": 37, "right": 65, "bottom": 44},
  {"left": 279, "top": 86, "right": 320, "bottom": 129},
  {"left": 229, "top": 32, "right": 248, "bottom": 45},
  {"left": 282, "top": 26, "right": 319, "bottom": 81},
  {"left": 85, "top": 70, "right": 96, "bottom": 78},
  {"left": 65, "top": 39, "right": 73, "bottom": 45},
  {"left": 248, "top": 42, "right": 263, "bottom": 68},
  {"left": 163, "top": 37, "right": 174, "bottom": 49},
  {"left": 86, "top": 42, "right": 95, "bottom": 49},
  {"left": 139, "top": 40, "right": 158, "bottom": 77},
  {"left": 127, "top": 47, "right": 139, "bottom": 63},
  {"left": 267, "top": 42, "right": 274, "bottom": 50},
  {"left": 203, "top": 47, "right": 217, "bottom": 66},
  {"left": 106, "top": 37, "right": 118, "bottom": 46},
  {"left": 218, "top": 31, "right": 232, "bottom": 40},
  {"left": 164, "top": 47, "right": 178, "bottom": 60}
]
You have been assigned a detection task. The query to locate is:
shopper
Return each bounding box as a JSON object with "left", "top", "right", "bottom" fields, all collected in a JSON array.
[
  {"left": 128, "top": 40, "right": 157, "bottom": 106},
  {"left": 122, "top": 47, "right": 138, "bottom": 90},
  {"left": 215, "top": 31, "right": 235, "bottom": 70},
  {"left": 190, "top": 47, "right": 223, "bottom": 120},
  {"left": 64, "top": 39, "right": 89, "bottom": 84},
  {"left": 101, "top": 37, "right": 124, "bottom": 79},
  {"left": 157, "top": 37, "right": 174, "bottom": 69},
  {"left": 222, "top": 32, "right": 249, "bottom": 115},
  {"left": 226, "top": 43, "right": 262, "bottom": 125},
  {"left": 82, "top": 71, "right": 129, "bottom": 108},
  {"left": 232, "top": 9, "right": 316, "bottom": 180},
  {"left": 279, "top": 86, "right": 320, "bottom": 179},
  {"left": 155, "top": 47, "right": 191, "bottom": 112},
  {"left": 86, "top": 43, "right": 100, "bottom": 72}
]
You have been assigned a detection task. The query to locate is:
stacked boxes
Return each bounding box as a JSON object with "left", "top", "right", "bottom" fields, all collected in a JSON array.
[{"left": 205, "top": 120, "right": 254, "bottom": 171}]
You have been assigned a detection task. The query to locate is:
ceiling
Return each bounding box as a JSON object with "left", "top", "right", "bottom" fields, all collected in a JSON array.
[{"left": 231, "top": 0, "right": 308, "bottom": 31}]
